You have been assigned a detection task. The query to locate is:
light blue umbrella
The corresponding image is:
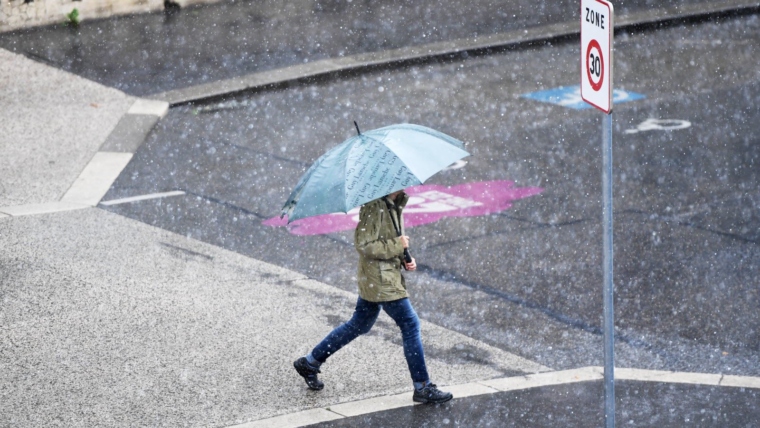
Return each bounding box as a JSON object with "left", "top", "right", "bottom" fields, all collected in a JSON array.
[{"left": 281, "top": 123, "right": 470, "bottom": 223}]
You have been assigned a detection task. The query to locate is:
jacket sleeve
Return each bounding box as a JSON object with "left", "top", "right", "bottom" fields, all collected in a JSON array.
[{"left": 354, "top": 201, "right": 404, "bottom": 260}]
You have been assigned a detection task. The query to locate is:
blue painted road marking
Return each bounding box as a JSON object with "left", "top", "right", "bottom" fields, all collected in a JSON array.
[{"left": 521, "top": 85, "right": 645, "bottom": 109}]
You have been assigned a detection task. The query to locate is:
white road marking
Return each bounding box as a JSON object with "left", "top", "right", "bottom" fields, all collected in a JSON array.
[
  {"left": 128, "top": 98, "right": 170, "bottom": 117},
  {"left": 329, "top": 392, "right": 415, "bottom": 417},
  {"left": 615, "top": 367, "right": 721, "bottom": 385},
  {"left": 61, "top": 152, "right": 133, "bottom": 206},
  {"left": 481, "top": 366, "right": 603, "bottom": 391},
  {"left": 230, "top": 367, "right": 760, "bottom": 428},
  {"left": 100, "top": 191, "right": 186, "bottom": 206},
  {"left": 625, "top": 118, "right": 692, "bottom": 134},
  {"left": 443, "top": 159, "right": 468, "bottom": 170},
  {"left": 234, "top": 408, "right": 343, "bottom": 428},
  {"left": 444, "top": 381, "right": 500, "bottom": 398},
  {"left": 0, "top": 201, "right": 88, "bottom": 217},
  {"left": 721, "top": 374, "right": 760, "bottom": 389}
]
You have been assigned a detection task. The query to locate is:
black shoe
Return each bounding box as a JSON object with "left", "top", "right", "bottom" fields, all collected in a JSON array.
[
  {"left": 413, "top": 383, "right": 453, "bottom": 404},
  {"left": 294, "top": 357, "right": 324, "bottom": 391}
]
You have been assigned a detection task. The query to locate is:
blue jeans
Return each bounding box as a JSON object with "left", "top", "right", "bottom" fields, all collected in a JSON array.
[{"left": 311, "top": 297, "right": 430, "bottom": 384}]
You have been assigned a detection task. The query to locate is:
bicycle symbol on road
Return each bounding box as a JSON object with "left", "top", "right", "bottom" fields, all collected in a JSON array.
[
  {"left": 624, "top": 118, "right": 692, "bottom": 134},
  {"left": 521, "top": 86, "right": 645, "bottom": 110}
]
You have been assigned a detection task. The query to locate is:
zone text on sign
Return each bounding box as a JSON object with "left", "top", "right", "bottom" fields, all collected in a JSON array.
[{"left": 585, "top": 7, "right": 606, "bottom": 29}]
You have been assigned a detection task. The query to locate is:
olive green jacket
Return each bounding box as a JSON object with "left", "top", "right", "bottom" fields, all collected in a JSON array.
[{"left": 354, "top": 193, "right": 409, "bottom": 302}]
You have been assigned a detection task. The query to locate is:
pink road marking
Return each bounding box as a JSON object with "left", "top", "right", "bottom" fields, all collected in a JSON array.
[{"left": 263, "top": 180, "right": 543, "bottom": 236}]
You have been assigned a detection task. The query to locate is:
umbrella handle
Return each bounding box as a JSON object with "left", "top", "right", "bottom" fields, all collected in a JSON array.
[{"left": 403, "top": 248, "right": 412, "bottom": 264}]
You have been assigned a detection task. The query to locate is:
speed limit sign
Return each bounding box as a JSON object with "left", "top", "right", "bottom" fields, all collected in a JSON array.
[{"left": 581, "top": 0, "right": 613, "bottom": 113}]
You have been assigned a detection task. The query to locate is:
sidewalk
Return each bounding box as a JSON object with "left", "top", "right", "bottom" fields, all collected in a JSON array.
[{"left": 0, "top": 46, "right": 546, "bottom": 427}]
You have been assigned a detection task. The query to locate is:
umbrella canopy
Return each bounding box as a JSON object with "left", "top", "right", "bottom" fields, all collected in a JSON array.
[{"left": 281, "top": 123, "right": 470, "bottom": 223}]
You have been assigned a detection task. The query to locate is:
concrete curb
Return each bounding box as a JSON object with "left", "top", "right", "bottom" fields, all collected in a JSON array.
[
  {"left": 0, "top": 98, "right": 168, "bottom": 217},
  {"left": 153, "top": 0, "right": 760, "bottom": 106},
  {"left": 236, "top": 367, "right": 760, "bottom": 428}
]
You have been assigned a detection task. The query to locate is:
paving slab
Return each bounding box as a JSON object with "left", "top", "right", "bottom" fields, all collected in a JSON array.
[{"left": 0, "top": 48, "right": 134, "bottom": 207}]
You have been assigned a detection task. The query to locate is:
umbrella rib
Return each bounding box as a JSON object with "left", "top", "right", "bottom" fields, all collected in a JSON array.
[
  {"left": 343, "top": 134, "right": 399, "bottom": 211},
  {"left": 343, "top": 135, "right": 371, "bottom": 212}
]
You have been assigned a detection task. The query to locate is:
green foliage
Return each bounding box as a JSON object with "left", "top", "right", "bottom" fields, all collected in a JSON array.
[{"left": 65, "top": 8, "right": 80, "bottom": 27}]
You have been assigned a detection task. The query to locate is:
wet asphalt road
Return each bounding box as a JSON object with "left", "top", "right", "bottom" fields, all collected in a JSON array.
[
  {"left": 0, "top": 0, "right": 731, "bottom": 96},
  {"left": 88, "top": 12, "right": 760, "bottom": 377},
  {"left": 306, "top": 381, "right": 760, "bottom": 427}
]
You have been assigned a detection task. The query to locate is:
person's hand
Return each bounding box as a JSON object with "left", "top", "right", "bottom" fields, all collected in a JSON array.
[
  {"left": 399, "top": 235, "right": 410, "bottom": 248},
  {"left": 404, "top": 257, "right": 417, "bottom": 271}
]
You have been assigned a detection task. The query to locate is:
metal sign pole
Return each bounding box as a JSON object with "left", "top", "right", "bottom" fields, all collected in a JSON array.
[
  {"left": 602, "top": 111, "right": 615, "bottom": 428},
  {"left": 581, "top": 1, "right": 615, "bottom": 425}
]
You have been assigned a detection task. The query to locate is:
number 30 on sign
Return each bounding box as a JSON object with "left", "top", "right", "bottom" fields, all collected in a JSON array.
[{"left": 581, "top": 0, "right": 614, "bottom": 113}]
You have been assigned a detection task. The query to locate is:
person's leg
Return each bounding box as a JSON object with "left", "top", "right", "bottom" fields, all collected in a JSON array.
[
  {"left": 310, "top": 297, "right": 380, "bottom": 364},
  {"left": 381, "top": 298, "right": 429, "bottom": 386},
  {"left": 382, "top": 298, "right": 452, "bottom": 404},
  {"left": 295, "top": 297, "right": 380, "bottom": 390}
]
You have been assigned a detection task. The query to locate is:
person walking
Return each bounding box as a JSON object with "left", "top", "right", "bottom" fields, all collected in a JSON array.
[{"left": 293, "top": 189, "right": 453, "bottom": 404}]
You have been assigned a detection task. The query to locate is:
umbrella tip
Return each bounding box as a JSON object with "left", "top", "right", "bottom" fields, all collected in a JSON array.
[{"left": 354, "top": 121, "right": 361, "bottom": 135}]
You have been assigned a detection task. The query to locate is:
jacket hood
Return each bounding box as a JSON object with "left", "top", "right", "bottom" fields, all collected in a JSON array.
[{"left": 384, "top": 191, "right": 409, "bottom": 209}]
